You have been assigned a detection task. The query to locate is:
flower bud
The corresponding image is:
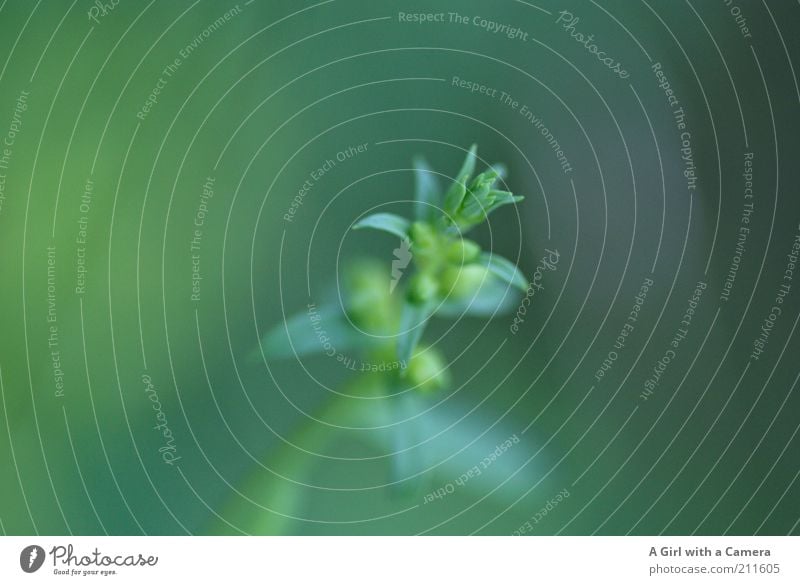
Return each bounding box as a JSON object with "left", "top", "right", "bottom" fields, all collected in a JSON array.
[
  {"left": 445, "top": 238, "right": 481, "bottom": 264},
  {"left": 407, "top": 272, "right": 438, "bottom": 304},
  {"left": 409, "top": 221, "right": 440, "bottom": 270},
  {"left": 345, "top": 260, "right": 396, "bottom": 333},
  {"left": 439, "top": 264, "right": 489, "bottom": 299},
  {"left": 406, "top": 346, "right": 450, "bottom": 392}
]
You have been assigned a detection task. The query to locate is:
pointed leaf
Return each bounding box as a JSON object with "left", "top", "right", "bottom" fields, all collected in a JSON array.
[
  {"left": 442, "top": 145, "right": 478, "bottom": 218},
  {"left": 455, "top": 144, "right": 478, "bottom": 183},
  {"left": 477, "top": 252, "right": 528, "bottom": 292},
  {"left": 443, "top": 180, "right": 466, "bottom": 218},
  {"left": 487, "top": 191, "right": 524, "bottom": 211},
  {"left": 456, "top": 192, "right": 523, "bottom": 230},
  {"left": 437, "top": 277, "right": 519, "bottom": 317},
  {"left": 353, "top": 212, "right": 410, "bottom": 239},
  {"left": 460, "top": 190, "right": 490, "bottom": 220},
  {"left": 253, "top": 303, "right": 363, "bottom": 361},
  {"left": 412, "top": 156, "right": 440, "bottom": 221}
]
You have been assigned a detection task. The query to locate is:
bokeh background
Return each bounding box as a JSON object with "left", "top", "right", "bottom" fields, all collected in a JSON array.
[{"left": 0, "top": 0, "right": 799, "bottom": 535}]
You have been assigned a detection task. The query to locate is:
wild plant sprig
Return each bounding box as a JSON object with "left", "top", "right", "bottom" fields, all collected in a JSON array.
[
  {"left": 258, "top": 145, "right": 526, "bottom": 395},
  {"left": 352, "top": 144, "right": 527, "bottom": 390}
]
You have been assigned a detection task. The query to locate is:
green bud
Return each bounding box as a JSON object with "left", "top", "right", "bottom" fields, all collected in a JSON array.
[
  {"left": 445, "top": 238, "right": 481, "bottom": 264},
  {"left": 409, "top": 221, "right": 441, "bottom": 270},
  {"left": 439, "top": 264, "right": 489, "bottom": 299},
  {"left": 345, "top": 260, "right": 396, "bottom": 333},
  {"left": 406, "top": 346, "right": 450, "bottom": 392},
  {"left": 408, "top": 272, "right": 439, "bottom": 304},
  {"left": 409, "top": 221, "right": 436, "bottom": 249},
  {"left": 447, "top": 171, "right": 501, "bottom": 230}
]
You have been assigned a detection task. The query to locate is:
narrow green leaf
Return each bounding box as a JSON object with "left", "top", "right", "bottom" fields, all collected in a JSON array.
[
  {"left": 412, "top": 156, "right": 440, "bottom": 221},
  {"left": 396, "top": 299, "right": 433, "bottom": 368},
  {"left": 455, "top": 191, "right": 524, "bottom": 231},
  {"left": 443, "top": 180, "right": 466, "bottom": 218},
  {"left": 353, "top": 212, "right": 410, "bottom": 239},
  {"left": 442, "top": 145, "right": 478, "bottom": 218},
  {"left": 437, "top": 277, "right": 519, "bottom": 317},
  {"left": 456, "top": 144, "right": 478, "bottom": 184},
  {"left": 488, "top": 190, "right": 524, "bottom": 210},
  {"left": 477, "top": 252, "right": 528, "bottom": 292},
  {"left": 252, "top": 303, "right": 362, "bottom": 361},
  {"left": 460, "top": 190, "right": 490, "bottom": 220}
]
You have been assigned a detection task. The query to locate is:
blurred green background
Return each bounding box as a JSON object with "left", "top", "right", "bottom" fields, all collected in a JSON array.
[{"left": 0, "top": 0, "right": 798, "bottom": 535}]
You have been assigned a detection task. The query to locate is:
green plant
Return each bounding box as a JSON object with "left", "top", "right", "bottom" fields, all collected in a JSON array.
[
  {"left": 259, "top": 144, "right": 527, "bottom": 394},
  {"left": 231, "top": 146, "right": 529, "bottom": 533}
]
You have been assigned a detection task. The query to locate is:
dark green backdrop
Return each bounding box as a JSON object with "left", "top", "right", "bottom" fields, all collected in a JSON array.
[{"left": 0, "top": 0, "right": 798, "bottom": 535}]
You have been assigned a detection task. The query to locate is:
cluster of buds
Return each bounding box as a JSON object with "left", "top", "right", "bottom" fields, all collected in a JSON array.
[
  {"left": 443, "top": 151, "right": 522, "bottom": 232},
  {"left": 406, "top": 221, "right": 485, "bottom": 305},
  {"left": 351, "top": 144, "right": 527, "bottom": 393}
]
